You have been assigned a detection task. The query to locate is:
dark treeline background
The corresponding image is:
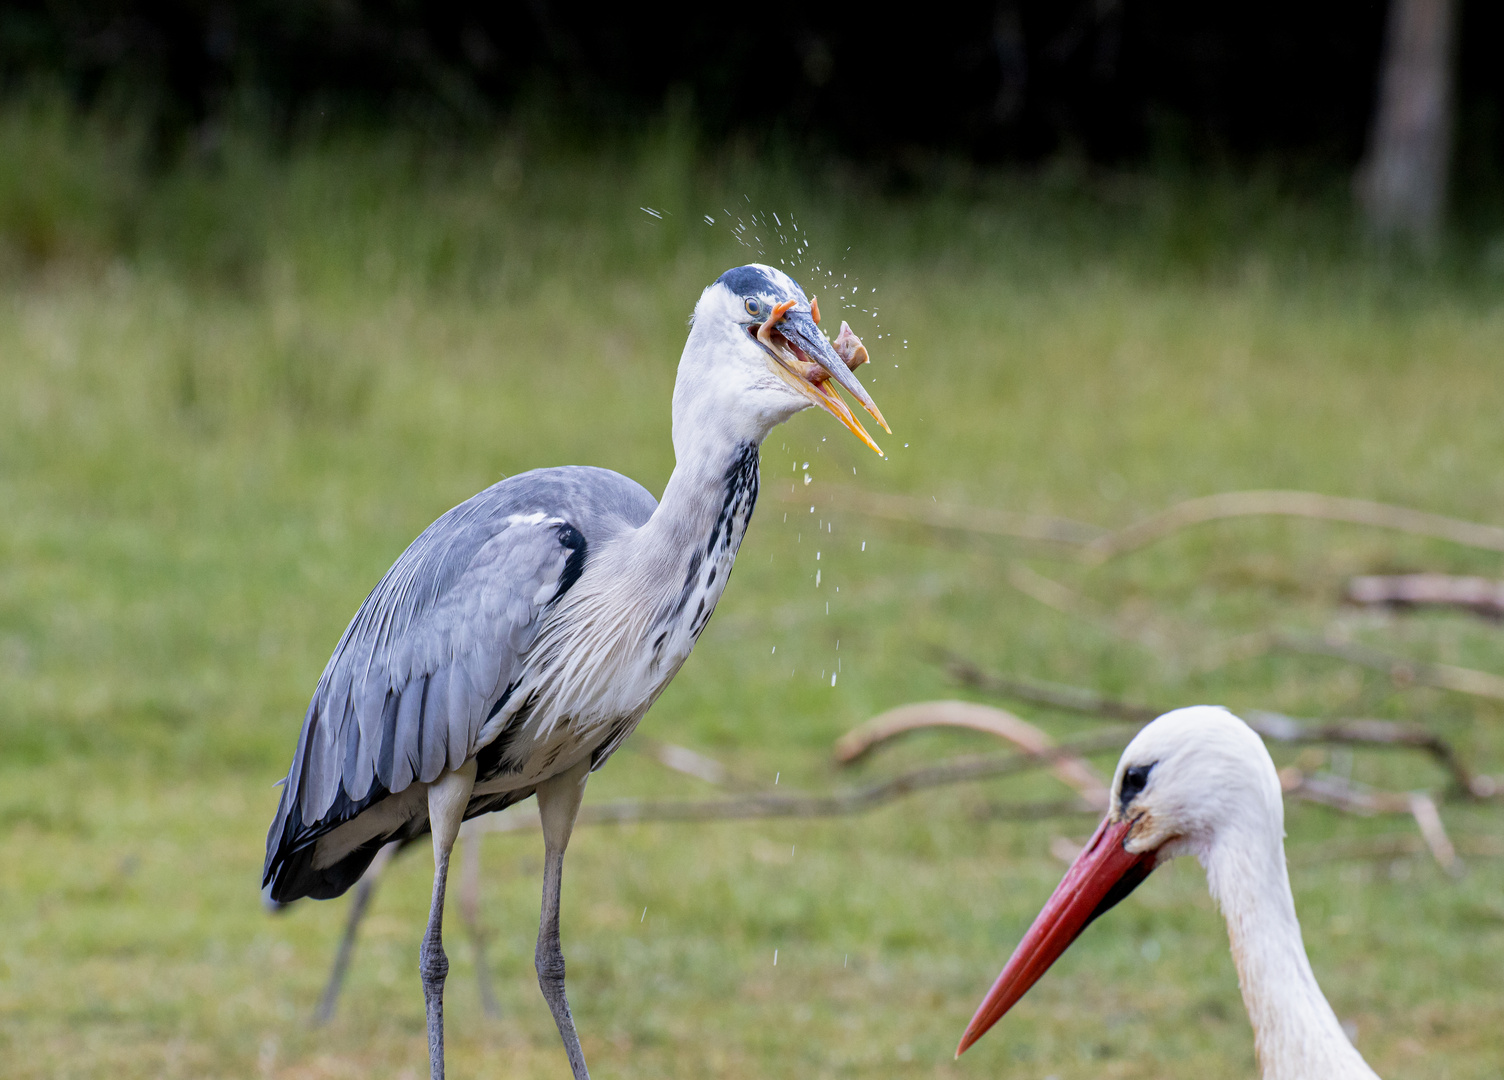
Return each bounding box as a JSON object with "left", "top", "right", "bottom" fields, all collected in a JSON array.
[{"left": 1, "top": 1, "right": 1501, "bottom": 197}]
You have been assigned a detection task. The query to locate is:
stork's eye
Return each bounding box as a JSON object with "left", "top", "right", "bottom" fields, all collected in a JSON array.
[
  {"left": 744, "top": 297, "right": 761, "bottom": 317},
  {"left": 1119, "top": 763, "right": 1155, "bottom": 812}
]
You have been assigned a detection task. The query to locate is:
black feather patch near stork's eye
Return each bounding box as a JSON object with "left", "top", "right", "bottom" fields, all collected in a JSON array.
[{"left": 1119, "top": 763, "right": 1155, "bottom": 813}]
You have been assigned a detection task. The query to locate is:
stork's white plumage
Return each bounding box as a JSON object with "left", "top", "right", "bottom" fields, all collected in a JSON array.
[
  {"left": 262, "top": 264, "right": 887, "bottom": 1080},
  {"left": 957, "top": 706, "right": 1382, "bottom": 1080}
]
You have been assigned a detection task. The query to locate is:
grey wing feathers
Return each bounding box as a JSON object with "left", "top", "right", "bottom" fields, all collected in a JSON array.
[{"left": 263, "top": 466, "right": 655, "bottom": 901}]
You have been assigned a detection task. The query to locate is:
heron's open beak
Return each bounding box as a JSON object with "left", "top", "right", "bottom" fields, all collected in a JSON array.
[
  {"left": 755, "top": 299, "right": 890, "bottom": 456},
  {"left": 955, "top": 816, "right": 1159, "bottom": 1058}
]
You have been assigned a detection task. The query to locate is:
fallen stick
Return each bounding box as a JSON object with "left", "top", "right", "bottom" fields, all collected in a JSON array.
[
  {"left": 1082, "top": 490, "right": 1504, "bottom": 565},
  {"left": 470, "top": 731, "right": 1133, "bottom": 836},
  {"left": 942, "top": 655, "right": 1159, "bottom": 724},
  {"left": 792, "top": 486, "right": 1504, "bottom": 566},
  {"left": 941, "top": 651, "right": 1490, "bottom": 797},
  {"left": 1282, "top": 768, "right": 1463, "bottom": 874},
  {"left": 1271, "top": 631, "right": 1504, "bottom": 703},
  {"left": 1347, "top": 573, "right": 1504, "bottom": 618},
  {"left": 831, "top": 700, "right": 1111, "bottom": 810},
  {"left": 1288, "top": 832, "right": 1504, "bottom": 866},
  {"left": 1000, "top": 563, "right": 1504, "bottom": 705},
  {"left": 1406, "top": 791, "right": 1464, "bottom": 877}
]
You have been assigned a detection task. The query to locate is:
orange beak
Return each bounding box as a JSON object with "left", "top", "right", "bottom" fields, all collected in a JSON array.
[{"left": 755, "top": 298, "right": 890, "bottom": 456}]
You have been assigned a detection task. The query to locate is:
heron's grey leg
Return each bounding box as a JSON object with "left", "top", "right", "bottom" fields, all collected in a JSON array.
[
  {"left": 313, "top": 840, "right": 400, "bottom": 1026},
  {"left": 458, "top": 825, "right": 502, "bottom": 1018},
  {"left": 421, "top": 759, "right": 477, "bottom": 1080},
  {"left": 534, "top": 757, "right": 592, "bottom": 1080}
]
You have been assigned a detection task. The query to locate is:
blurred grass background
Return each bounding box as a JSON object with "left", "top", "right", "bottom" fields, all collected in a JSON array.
[{"left": 1, "top": 97, "right": 1503, "bottom": 1078}]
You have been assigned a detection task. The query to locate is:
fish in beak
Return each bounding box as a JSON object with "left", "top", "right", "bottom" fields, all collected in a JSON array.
[
  {"left": 755, "top": 298, "right": 890, "bottom": 455},
  {"left": 955, "top": 816, "right": 1160, "bottom": 1058}
]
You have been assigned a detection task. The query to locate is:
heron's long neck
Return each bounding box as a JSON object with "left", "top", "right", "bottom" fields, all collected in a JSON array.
[
  {"left": 1203, "top": 836, "right": 1379, "bottom": 1080},
  {"left": 609, "top": 422, "right": 761, "bottom": 653},
  {"left": 644, "top": 437, "right": 760, "bottom": 555},
  {"left": 649, "top": 442, "right": 758, "bottom": 550}
]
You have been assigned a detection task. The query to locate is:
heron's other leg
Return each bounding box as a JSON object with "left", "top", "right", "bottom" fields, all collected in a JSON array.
[
  {"left": 534, "top": 756, "right": 592, "bottom": 1080},
  {"left": 313, "top": 840, "right": 400, "bottom": 1026},
  {"left": 421, "top": 759, "right": 477, "bottom": 1080},
  {"left": 458, "top": 825, "right": 501, "bottom": 1018}
]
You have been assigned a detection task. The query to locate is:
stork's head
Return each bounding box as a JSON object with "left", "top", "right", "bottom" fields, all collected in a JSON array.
[
  {"left": 676, "top": 264, "right": 889, "bottom": 455},
  {"left": 957, "top": 706, "right": 1282, "bottom": 1057}
]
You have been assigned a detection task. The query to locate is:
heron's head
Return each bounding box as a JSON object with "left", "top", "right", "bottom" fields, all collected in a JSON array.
[
  {"left": 957, "top": 706, "right": 1282, "bottom": 1057},
  {"left": 679, "top": 263, "right": 888, "bottom": 455}
]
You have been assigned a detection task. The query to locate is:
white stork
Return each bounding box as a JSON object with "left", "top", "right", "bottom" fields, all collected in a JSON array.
[{"left": 957, "top": 706, "right": 1382, "bottom": 1079}]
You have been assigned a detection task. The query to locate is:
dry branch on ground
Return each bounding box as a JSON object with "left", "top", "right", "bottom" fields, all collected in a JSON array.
[
  {"left": 802, "top": 485, "right": 1504, "bottom": 564},
  {"left": 1347, "top": 573, "right": 1504, "bottom": 618},
  {"left": 941, "top": 651, "right": 1495, "bottom": 798}
]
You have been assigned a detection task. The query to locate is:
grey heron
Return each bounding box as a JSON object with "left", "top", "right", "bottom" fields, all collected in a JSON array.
[
  {"left": 957, "top": 707, "right": 1381, "bottom": 1079},
  {"left": 261, "top": 264, "right": 887, "bottom": 1079}
]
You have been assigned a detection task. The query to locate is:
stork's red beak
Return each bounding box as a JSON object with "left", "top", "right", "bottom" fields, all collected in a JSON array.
[{"left": 955, "top": 816, "right": 1159, "bottom": 1058}]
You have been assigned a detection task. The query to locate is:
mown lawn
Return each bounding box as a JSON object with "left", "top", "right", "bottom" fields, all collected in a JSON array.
[{"left": 2, "top": 104, "right": 1503, "bottom": 1078}]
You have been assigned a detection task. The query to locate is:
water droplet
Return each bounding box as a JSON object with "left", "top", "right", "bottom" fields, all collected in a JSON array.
[
  {"left": 640, "top": 207, "right": 663, "bottom": 219},
  {"left": 861, "top": 541, "right": 866, "bottom": 550},
  {"left": 775, "top": 772, "right": 779, "bottom": 784},
  {"left": 641, "top": 907, "right": 648, "bottom": 922},
  {"left": 703, "top": 215, "right": 715, "bottom": 225},
  {"left": 815, "top": 569, "right": 821, "bottom": 586},
  {"left": 831, "top": 673, "right": 837, "bottom": 686},
  {"left": 774, "top": 949, "right": 778, "bottom": 965}
]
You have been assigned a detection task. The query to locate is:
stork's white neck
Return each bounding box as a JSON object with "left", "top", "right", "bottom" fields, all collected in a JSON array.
[{"left": 1201, "top": 830, "right": 1380, "bottom": 1080}]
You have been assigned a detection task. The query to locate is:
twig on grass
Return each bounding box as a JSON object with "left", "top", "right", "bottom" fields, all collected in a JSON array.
[
  {"left": 1271, "top": 631, "right": 1504, "bottom": 703},
  {"left": 1001, "top": 563, "right": 1504, "bottom": 703},
  {"left": 1288, "top": 832, "right": 1504, "bottom": 866},
  {"left": 797, "top": 485, "right": 1504, "bottom": 565},
  {"left": 940, "top": 656, "right": 1158, "bottom": 723},
  {"left": 831, "top": 700, "right": 1110, "bottom": 810},
  {"left": 1082, "top": 490, "right": 1504, "bottom": 565},
  {"left": 940, "top": 650, "right": 1491, "bottom": 798},
  {"left": 469, "top": 731, "right": 1134, "bottom": 837},
  {"left": 1347, "top": 574, "right": 1504, "bottom": 619}
]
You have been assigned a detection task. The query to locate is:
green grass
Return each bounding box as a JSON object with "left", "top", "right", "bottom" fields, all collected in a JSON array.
[{"left": 2, "top": 100, "right": 1503, "bottom": 1078}]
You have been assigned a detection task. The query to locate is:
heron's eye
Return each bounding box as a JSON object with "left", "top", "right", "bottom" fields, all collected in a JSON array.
[{"left": 744, "top": 297, "right": 760, "bottom": 317}]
